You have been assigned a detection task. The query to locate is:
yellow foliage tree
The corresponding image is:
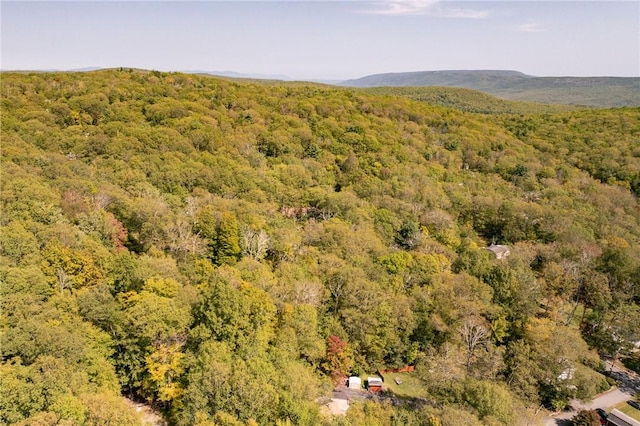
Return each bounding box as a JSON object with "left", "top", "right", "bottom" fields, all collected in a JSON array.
[
  {"left": 144, "top": 343, "right": 185, "bottom": 402},
  {"left": 41, "top": 241, "right": 103, "bottom": 294}
]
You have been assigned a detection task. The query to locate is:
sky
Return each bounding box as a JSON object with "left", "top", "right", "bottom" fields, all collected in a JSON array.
[{"left": 1, "top": 0, "right": 639, "bottom": 81}]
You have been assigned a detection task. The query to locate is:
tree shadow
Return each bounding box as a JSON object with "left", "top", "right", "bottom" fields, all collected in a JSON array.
[{"left": 609, "top": 368, "right": 640, "bottom": 394}]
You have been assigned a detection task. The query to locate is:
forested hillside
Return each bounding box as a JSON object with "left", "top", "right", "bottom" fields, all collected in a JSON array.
[
  {"left": 1, "top": 69, "right": 639, "bottom": 426},
  {"left": 357, "top": 86, "right": 576, "bottom": 115},
  {"left": 341, "top": 70, "right": 640, "bottom": 108}
]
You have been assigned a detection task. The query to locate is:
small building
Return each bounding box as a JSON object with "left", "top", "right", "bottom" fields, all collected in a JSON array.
[
  {"left": 348, "top": 376, "right": 361, "bottom": 390},
  {"left": 485, "top": 244, "right": 511, "bottom": 260},
  {"left": 367, "top": 376, "right": 383, "bottom": 392},
  {"left": 606, "top": 409, "right": 640, "bottom": 426}
]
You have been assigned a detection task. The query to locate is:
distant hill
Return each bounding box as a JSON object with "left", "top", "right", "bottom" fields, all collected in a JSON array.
[
  {"left": 358, "top": 86, "right": 577, "bottom": 115},
  {"left": 343, "top": 70, "right": 530, "bottom": 90},
  {"left": 184, "top": 70, "right": 294, "bottom": 80},
  {"left": 341, "top": 70, "right": 640, "bottom": 108}
]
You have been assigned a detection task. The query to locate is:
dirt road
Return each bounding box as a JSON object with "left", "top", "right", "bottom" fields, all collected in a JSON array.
[{"left": 124, "top": 397, "right": 167, "bottom": 426}]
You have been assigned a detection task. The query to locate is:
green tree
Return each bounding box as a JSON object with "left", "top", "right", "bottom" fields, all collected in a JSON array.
[
  {"left": 395, "top": 220, "right": 422, "bottom": 249},
  {"left": 462, "top": 379, "right": 514, "bottom": 424},
  {"left": 114, "top": 281, "right": 192, "bottom": 397},
  {"left": 214, "top": 212, "right": 242, "bottom": 265},
  {"left": 583, "top": 303, "right": 640, "bottom": 369},
  {"left": 69, "top": 93, "right": 109, "bottom": 125},
  {"left": 80, "top": 393, "right": 143, "bottom": 425},
  {"left": 571, "top": 409, "right": 601, "bottom": 426},
  {"left": 194, "top": 270, "right": 276, "bottom": 356}
]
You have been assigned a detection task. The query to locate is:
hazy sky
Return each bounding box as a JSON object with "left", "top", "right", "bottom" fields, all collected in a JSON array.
[{"left": 2, "top": 1, "right": 639, "bottom": 80}]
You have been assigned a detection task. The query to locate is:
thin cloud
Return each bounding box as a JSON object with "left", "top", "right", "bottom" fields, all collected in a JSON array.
[
  {"left": 439, "top": 7, "right": 488, "bottom": 19},
  {"left": 365, "top": 0, "right": 438, "bottom": 16},
  {"left": 363, "top": 0, "right": 488, "bottom": 18},
  {"left": 514, "top": 21, "right": 546, "bottom": 32}
]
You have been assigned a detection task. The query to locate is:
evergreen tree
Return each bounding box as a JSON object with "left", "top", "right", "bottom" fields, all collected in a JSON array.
[{"left": 214, "top": 212, "right": 242, "bottom": 265}]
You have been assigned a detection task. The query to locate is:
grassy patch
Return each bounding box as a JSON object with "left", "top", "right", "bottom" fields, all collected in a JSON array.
[
  {"left": 380, "top": 372, "right": 429, "bottom": 399},
  {"left": 612, "top": 401, "right": 640, "bottom": 422}
]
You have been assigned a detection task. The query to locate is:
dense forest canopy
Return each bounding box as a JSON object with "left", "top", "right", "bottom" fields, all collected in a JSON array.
[
  {"left": 1, "top": 69, "right": 639, "bottom": 425},
  {"left": 358, "top": 86, "right": 578, "bottom": 115}
]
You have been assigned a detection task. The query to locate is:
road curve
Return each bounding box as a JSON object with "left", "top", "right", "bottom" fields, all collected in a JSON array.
[{"left": 544, "top": 364, "right": 639, "bottom": 426}]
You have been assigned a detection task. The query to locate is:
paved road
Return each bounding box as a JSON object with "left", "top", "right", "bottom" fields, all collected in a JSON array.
[
  {"left": 333, "top": 387, "right": 374, "bottom": 402},
  {"left": 544, "top": 364, "right": 639, "bottom": 426}
]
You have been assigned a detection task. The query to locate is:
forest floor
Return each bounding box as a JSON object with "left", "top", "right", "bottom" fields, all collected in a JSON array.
[
  {"left": 321, "top": 398, "right": 351, "bottom": 416},
  {"left": 124, "top": 398, "right": 167, "bottom": 426}
]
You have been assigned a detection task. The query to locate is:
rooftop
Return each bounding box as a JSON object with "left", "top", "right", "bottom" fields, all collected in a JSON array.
[
  {"left": 607, "top": 409, "right": 640, "bottom": 426},
  {"left": 368, "top": 377, "right": 383, "bottom": 386}
]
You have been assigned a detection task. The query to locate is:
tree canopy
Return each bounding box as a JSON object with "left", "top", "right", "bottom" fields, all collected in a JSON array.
[{"left": 1, "top": 69, "right": 639, "bottom": 425}]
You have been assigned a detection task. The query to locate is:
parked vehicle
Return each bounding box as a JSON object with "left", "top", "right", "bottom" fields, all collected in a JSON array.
[
  {"left": 595, "top": 408, "right": 608, "bottom": 426},
  {"left": 627, "top": 400, "right": 640, "bottom": 410}
]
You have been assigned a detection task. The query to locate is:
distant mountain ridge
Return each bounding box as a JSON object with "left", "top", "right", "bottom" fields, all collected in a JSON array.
[
  {"left": 342, "top": 70, "right": 531, "bottom": 90},
  {"left": 184, "top": 70, "right": 294, "bottom": 81},
  {"left": 341, "top": 70, "right": 640, "bottom": 107}
]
